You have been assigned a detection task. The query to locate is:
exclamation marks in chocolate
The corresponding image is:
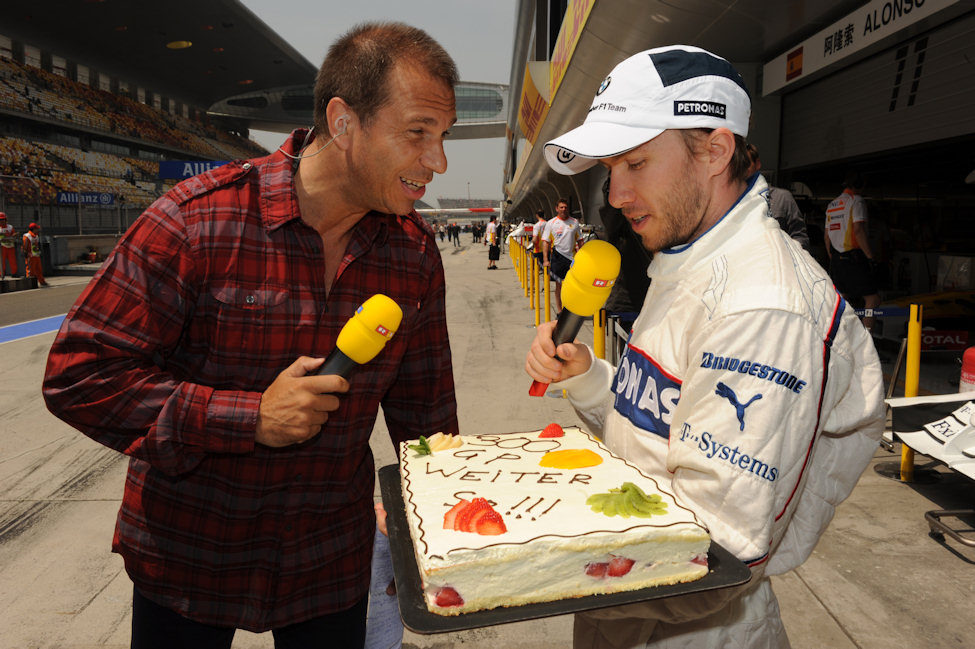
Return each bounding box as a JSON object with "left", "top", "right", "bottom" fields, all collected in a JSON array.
[{"left": 506, "top": 497, "right": 561, "bottom": 520}]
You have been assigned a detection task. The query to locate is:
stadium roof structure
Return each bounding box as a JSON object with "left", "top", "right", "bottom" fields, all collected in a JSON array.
[
  {"left": 2, "top": 0, "right": 508, "bottom": 139},
  {"left": 209, "top": 80, "right": 508, "bottom": 138},
  {"left": 0, "top": 0, "right": 316, "bottom": 110}
]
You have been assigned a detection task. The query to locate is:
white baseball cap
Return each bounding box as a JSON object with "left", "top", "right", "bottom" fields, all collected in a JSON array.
[{"left": 544, "top": 45, "right": 751, "bottom": 175}]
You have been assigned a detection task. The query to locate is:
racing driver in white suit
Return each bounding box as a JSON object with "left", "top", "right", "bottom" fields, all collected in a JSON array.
[{"left": 526, "top": 46, "right": 884, "bottom": 649}]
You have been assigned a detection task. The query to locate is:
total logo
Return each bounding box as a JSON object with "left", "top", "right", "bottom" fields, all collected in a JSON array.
[
  {"left": 592, "top": 278, "right": 614, "bottom": 288},
  {"left": 376, "top": 325, "right": 390, "bottom": 337}
]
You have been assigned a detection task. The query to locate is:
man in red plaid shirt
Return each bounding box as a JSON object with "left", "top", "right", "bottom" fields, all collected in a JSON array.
[{"left": 43, "top": 22, "right": 459, "bottom": 649}]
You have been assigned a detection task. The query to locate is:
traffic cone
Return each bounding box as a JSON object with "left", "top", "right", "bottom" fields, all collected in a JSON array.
[{"left": 961, "top": 346, "right": 975, "bottom": 393}]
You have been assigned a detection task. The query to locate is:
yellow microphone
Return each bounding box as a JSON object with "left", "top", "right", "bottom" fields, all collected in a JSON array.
[
  {"left": 316, "top": 294, "right": 403, "bottom": 378},
  {"left": 529, "top": 239, "right": 621, "bottom": 396}
]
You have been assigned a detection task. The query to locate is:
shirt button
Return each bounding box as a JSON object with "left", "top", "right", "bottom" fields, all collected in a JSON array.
[
  {"left": 242, "top": 162, "right": 252, "bottom": 170},
  {"left": 245, "top": 294, "right": 256, "bottom": 305},
  {"left": 294, "top": 473, "right": 303, "bottom": 481}
]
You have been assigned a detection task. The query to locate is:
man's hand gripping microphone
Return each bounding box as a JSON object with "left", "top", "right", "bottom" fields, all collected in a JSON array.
[{"left": 529, "top": 240, "right": 621, "bottom": 396}]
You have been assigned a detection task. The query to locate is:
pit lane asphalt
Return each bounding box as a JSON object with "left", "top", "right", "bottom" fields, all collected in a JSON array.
[{"left": 1, "top": 236, "right": 973, "bottom": 648}]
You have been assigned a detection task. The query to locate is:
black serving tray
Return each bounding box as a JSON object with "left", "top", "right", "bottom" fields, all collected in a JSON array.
[{"left": 378, "top": 465, "right": 751, "bottom": 634}]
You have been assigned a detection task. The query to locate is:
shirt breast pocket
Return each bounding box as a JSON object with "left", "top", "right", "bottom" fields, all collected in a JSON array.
[{"left": 206, "top": 281, "right": 290, "bottom": 358}]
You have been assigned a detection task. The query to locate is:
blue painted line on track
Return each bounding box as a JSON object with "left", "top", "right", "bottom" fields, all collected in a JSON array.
[{"left": 0, "top": 315, "right": 65, "bottom": 344}]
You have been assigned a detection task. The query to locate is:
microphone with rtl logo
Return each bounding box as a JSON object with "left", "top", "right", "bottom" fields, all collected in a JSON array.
[
  {"left": 529, "top": 239, "right": 621, "bottom": 396},
  {"left": 316, "top": 294, "right": 403, "bottom": 378}
]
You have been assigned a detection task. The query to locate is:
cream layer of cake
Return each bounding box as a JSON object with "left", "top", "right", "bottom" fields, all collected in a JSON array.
[{"left": 399, "top": 426, "right": 710, "bottom": 616}]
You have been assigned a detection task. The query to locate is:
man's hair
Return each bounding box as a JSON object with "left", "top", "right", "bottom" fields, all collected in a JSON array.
[
  {"left": 535, "top": 209, "right": 545, "bottom": 219},
  {"left": 680, "top": 129, "right": 751, "bottom": 185},
  {"left": 745, "top": 143, "right": 760, "bottom": 166},
  {"left": 313, "top": 22, "right": 459, "bottom": 135},
  {"left": 844, "top": 170, "right": 865, "bottom": 191},
  {"left": 556, "top": 198, "right": 569, "bottom": 207}
]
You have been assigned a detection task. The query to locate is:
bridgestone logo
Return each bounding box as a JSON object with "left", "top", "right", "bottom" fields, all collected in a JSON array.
[{"left": 674, "top": 101, "right": 726, "bottom": 118}]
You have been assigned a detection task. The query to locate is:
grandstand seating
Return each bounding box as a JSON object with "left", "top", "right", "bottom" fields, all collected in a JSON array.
[
  {"left": 0, "top": 135, "right": 55, "bottom": 203},
  {"left": 0, "top": 55, "right": 263, "bottom": 209},
  {"left": 0, "top": 136, "right": 179, "bottom": 206}
]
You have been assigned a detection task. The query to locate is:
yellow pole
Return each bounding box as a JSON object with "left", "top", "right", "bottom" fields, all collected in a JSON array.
[
  {"left": 512, "top": 238, "right": 518, "bottom": 273},
  {"left": 593, "top": 308, "right": 606, "bottom": 360},
  {"left": 516, "top": 240, "right": 523, "bottom": 287},
  {"left": 533, "top": 255, "right": 541, "bottom": 327},
  {"left": 520, "top": 241, "right": 526, "bottom": 289},
  {"left": 530, "top": 251, "right": 537, "bottom": 310},
  {"left": 523, "top": 241, "right": 530, "bottom": 299},
  {"left": 544, "top": 266, "right": 551, "bottom": 322},
  {"left": 510, "top": 239, "right": 521, "bottom": 282},
  {"left": 900, "top": 303, "right": 922, "bottom": 482}
]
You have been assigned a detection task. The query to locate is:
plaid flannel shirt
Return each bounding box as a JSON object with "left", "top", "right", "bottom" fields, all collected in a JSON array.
[{"left": 43, "top": 130, "right": 458, "bottom": 631}]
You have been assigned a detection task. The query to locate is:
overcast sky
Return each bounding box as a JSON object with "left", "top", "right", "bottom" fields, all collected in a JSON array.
[{"left": 238, "top": 0, "right": 518, "bottom": 205}]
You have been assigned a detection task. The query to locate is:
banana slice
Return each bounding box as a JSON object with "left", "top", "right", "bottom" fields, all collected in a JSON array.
[{"left": 427, "top": 432, "right": 464, "bottom": 452}]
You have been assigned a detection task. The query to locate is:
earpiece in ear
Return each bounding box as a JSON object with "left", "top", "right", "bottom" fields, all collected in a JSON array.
[{"left": 335, "top": 115, "right": 350, "bottom": 136}]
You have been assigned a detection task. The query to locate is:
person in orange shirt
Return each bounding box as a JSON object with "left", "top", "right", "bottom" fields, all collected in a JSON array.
[
  {"left": 22, "top": 222, "right": 48, "bottom": 286},
  {"left": 824, "top": 172, "right": 879, "bottom": 332},
  {"left": 0, "top": 212, "right": 17, "bottom": 278}
]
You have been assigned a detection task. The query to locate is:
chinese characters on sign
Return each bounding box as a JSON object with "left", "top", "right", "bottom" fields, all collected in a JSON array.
[
  {"left": 824, "top": 24, "right": 856, "bottom": 56},
  {"left": 520, "top": 94, "right": 548, "bottom": 144},
  {"left": 517, "top": 66, "right": 550, "bottom": 145}
]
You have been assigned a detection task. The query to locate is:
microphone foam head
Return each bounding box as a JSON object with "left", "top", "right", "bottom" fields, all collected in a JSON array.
[
  {"left": 560, "top": 240, "right": 622, "bottom": 316},
  {"left": 336, "top": 294, "right": 404, "bottom": 364}
]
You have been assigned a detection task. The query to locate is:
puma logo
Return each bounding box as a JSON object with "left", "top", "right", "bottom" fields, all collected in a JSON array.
[{"left": 715, "top": 382, "right": 762, "bottom": 431}]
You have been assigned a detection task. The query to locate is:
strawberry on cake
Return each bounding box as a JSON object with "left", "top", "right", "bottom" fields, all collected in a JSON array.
[{"left": 398, "top": 426, "right": 711, "bottom": 615}]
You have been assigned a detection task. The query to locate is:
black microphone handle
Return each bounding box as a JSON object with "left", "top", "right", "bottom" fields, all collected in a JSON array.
[
  {"left": 551, "top": 308, "right": 587, "bottom": 358},
  {"left": 527, "top": 308, "right": 588, "bottom": 397},
  {"left": 315, "top": 348, "right": 359, "bottom": 378}
]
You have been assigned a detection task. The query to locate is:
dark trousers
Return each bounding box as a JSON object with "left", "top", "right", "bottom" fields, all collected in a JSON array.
[{"left": 131, "top": 588, "right": 367, "bottom": 649}]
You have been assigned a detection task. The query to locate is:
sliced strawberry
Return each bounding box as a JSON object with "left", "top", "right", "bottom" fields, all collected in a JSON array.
[
  {"left": 691, "top": 553, "right": 708, "bottom": 567},
  {"left": 443, "top": 499, "right": 470, "bottom": 530},
  {"left": 539, "top": 423, "right": 565, "bottom": 438},
  {"left": 455, "top": 497, "right": 492, "bottom": 532},
  {"left": 434, "top": 586, "right": 464, "bottom": 607},
  {"left": 474, "top": 510, "right": 507, "bottom": 535},
  {"left": 585, "top": 562, "right": 608, "bottom": 578},
  {"left": 452, "top": 502, "right": 471, "bottom": 531},
  {"left": 468, "top": 507, "right": 493, "bottom": 531},
  {"left": 607, "top": 556, "right": 635, "bottom": 577}
]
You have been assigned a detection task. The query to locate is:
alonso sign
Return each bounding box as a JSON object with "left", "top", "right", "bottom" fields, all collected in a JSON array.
[{"left": 763, "top": 0, "right": 960, "bottom": 95}]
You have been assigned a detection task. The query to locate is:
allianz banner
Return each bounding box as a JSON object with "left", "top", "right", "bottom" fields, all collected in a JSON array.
[
  {"left": 57, "top": 191, "right": 115, "bottom": 206},
  {"left": 159, "top": 160, "right": 230, "bottom": 180}
]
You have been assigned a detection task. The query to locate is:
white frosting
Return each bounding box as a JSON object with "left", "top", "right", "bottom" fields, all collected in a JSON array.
[{"left": 400, "top": 427, "right": 711, "bottom": 615}]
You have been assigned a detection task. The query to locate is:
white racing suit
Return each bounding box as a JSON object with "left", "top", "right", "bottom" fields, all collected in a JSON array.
[{"left": 560, "top": 176, "right": 884, "bottom": 648}]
